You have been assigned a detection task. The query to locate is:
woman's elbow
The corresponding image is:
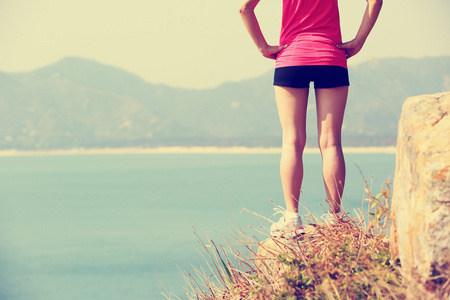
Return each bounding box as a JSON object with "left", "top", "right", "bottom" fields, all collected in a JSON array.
[
  {"left": 239, "top": 4, "right": 250, "bottom": 15},
  {"left": 239, "top": 1, "right": 256, "bottom": 15}
]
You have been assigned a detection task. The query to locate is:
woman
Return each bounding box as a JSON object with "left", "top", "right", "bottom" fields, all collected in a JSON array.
[{"left": 239, "top": 0, "right": 382, "bottom": 238}]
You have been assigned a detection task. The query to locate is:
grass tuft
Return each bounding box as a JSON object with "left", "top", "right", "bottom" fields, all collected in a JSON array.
[{"left": 167, "top": 179, "right": 446, "bottom": 299}]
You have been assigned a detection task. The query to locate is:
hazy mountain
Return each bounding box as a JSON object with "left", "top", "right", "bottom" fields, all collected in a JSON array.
[{"left": 0, "top": 56, "right": 449, "bottom": 150}]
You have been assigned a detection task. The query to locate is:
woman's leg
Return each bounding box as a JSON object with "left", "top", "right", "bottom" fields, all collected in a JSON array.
[
  {"left": 274, "top": 86, "right": 309, "bottom": 213},
  {"left": 315, "top": 86, "right": 348, "bottom": 213}
]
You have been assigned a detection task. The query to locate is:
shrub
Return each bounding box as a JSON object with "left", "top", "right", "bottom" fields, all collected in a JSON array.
[{"left": 165, "top": 179, "right": 439, "bottom": 299}]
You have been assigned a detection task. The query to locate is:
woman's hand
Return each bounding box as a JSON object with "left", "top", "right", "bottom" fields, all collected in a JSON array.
[
  {"left": 260, "top": 44, "right": 288, "bottom": 60},
  {"left": 337, "top": 39, "right": 364, "bottom": 59}
]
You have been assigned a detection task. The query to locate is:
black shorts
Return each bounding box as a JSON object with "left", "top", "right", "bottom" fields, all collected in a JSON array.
[{"left": 273, "top": 65, "right": 350, "bottom": 89}]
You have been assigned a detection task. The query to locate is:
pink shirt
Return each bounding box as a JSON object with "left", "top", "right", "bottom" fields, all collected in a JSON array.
[{"left": 275, "top": 0, "right": 347, "bottom": 69}]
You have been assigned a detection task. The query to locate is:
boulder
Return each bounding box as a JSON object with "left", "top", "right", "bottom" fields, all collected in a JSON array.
[
  {"left": 391, "top": 92, "right": 450, "bottom": 294},
  {"left": 256, "top": 225, "right": 315, "bottom": 275},
  {"left": 256, "top": 238, "right": 297, "bottom": 275}
]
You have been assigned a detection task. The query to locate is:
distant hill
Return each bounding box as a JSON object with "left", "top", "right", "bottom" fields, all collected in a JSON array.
[{"left": 0, "top": 56, "right": 449, "bottom": 150}]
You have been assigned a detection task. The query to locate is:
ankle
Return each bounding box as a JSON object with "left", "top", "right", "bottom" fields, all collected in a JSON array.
[{"left": 285, "top": 210, "right": 300, "bottom": 219}]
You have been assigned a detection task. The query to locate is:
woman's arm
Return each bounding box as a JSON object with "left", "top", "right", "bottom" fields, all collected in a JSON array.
[
  {"left": 337, "top": 0, "right": 383, "bottom": 59},
  {"left": 239, "top": 0, "right": 286, "bottom": 59}
]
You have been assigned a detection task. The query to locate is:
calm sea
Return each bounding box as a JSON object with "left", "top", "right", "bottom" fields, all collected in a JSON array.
[{"left": 0, "top": 153, "right": 395, "bottom": 299}]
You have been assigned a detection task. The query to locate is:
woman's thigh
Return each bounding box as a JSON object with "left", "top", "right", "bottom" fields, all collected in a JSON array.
[
  {"left": 274, "top": 86, "right": 309, "bottom": 141},
  {"left": 315, "top": 86, "right": 349, "bottom": 145}
]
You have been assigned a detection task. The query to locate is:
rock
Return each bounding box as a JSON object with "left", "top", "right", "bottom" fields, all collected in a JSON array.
[
  {"left": 256, "top": 224, "right": 315, "bottom": 276},
  {"left": 256, "top": 238, "right": 297, "bottom": 275},
  {"left": 390, "top": 92, "right": 450, "bottom": 295}
]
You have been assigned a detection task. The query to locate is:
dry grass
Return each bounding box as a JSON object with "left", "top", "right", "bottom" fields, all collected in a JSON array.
[{"left": 165, "top": 179, "right": 446, "bottom": 299}]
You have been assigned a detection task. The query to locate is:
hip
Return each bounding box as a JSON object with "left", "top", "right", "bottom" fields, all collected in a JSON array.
[{"left": 276, "top": 34, "right": 347, "bottom": 69}]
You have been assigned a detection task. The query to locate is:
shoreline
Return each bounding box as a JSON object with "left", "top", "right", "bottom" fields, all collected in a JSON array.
[{"left": 0, "top": 146, "right": 396, "bottom": 156}]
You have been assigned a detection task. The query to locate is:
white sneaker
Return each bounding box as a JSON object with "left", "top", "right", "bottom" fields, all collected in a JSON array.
[
  {"left": 320, "top": 211, "right": 339, "bottom": 225},
  {"left": 270, "top": 215, "right": 305, "bottom": 239}
]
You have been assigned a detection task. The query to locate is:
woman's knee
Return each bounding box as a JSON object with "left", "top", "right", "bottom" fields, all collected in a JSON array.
[
  {"left": 318, "top": 134, "right": 342, "bottom": 151},
  {"left": 283, "top": 132, "right": 307, "bottom": 151}
]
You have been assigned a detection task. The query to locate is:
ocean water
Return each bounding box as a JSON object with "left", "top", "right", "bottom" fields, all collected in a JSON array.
[{"left": 0, "top": 153, "right": 395, "bottom": 299}]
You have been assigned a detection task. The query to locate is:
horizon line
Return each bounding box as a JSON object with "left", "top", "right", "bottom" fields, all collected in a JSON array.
[{"left": 0, "top": 146, "right": 397, "bottom": 157}]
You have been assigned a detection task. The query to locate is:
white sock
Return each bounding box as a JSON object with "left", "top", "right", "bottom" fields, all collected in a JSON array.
[{"left": 285, "top": 211, "right": 299, "bottom": 220}]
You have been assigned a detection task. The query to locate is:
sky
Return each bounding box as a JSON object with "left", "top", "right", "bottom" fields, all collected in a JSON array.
[{"left": 0, "top": 0, "right": 449, "bottom": 89}]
